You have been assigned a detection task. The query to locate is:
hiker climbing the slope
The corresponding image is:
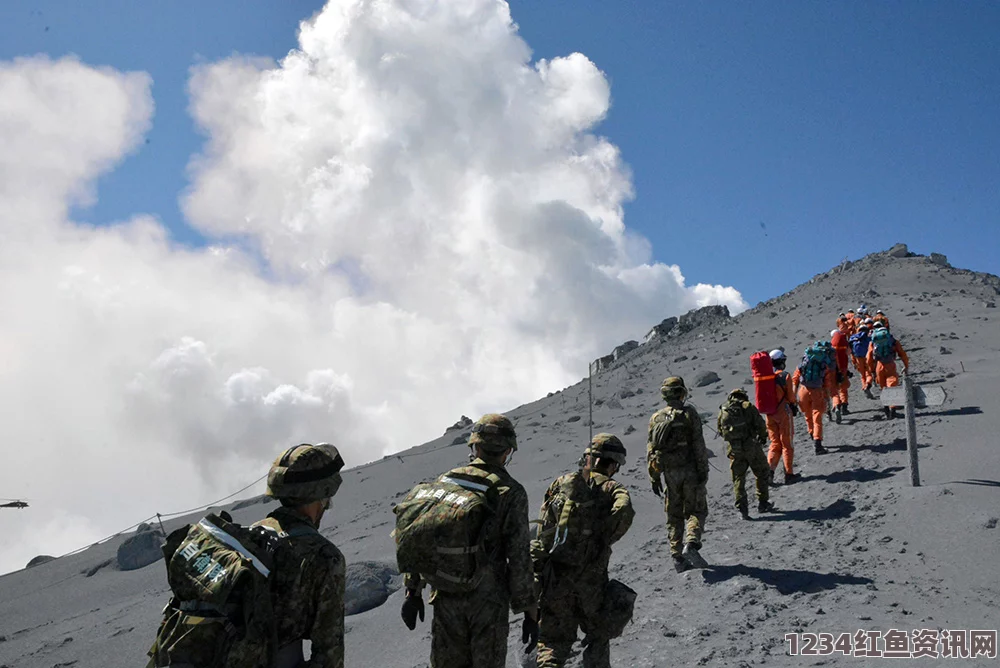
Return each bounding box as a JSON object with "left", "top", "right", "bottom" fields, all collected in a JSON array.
[
  {"left": 792, "top": 343, "right": 835, "bottom": 455},
  {"left": 532, "top": 433, "right": 636, "bottom": 668},
  {"left": 765, "top": 349, "right": 800, "bottom": 485},
  {"left": 819, "top": 340, "right": 838, "bottom": 423},
  {"left": 849, "top": 324, "right": 875, "bottom": 399},
  {"left": 147, "top": 443, "right": 349, "bottom": 668},
  {"left": 843, "top": 309, "right": 859, "bottom": 335},
  {"left": 394, "top": 413, "right": 537, "bottom": 668},
  {"left": 873, "top": 309, "right": 891, "bottom": 331},
  {"left": 867, "top": 326, "right": 910, "bottom": 419},
  {"left": 647, "top": 377, "right": 710, "bottom": 572},
  {"left": 717, "top": 388, "right": 775, "bottom": 519},
  {"left": 836, "top": 313, "right": 850, "bottom": 335},
  {"left": 829, "top": 328, "right": 852, "bottom": 422}
]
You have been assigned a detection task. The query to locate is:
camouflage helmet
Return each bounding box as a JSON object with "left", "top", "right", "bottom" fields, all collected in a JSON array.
[
  {"left": 660, "top": 376, "right": 687, "bottom": 402},
  {"left": 585, "top": 432, "right": 627, "bottom": 466},
  {"left": 468, "top": 413, "right": 517, "bottom": 453},
  {"left": 266, "top": 443, "right": 345, "bottom": 502},
  {"left": 728, "top": 388, "right": 749, "bottom": 402}
]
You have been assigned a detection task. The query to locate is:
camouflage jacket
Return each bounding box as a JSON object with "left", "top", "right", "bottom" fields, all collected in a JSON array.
[
  {"left": 647, "top": 401, "right": 709, "bottom": 478},
  {"left": 536, "top": 470, "right": 634, "bottom": 573},
  {"left": 404, "top": 458, "right": 535, "bottom": 613},
  {"left": 252, "top": 507, "right": 346, "bottom": 668}
]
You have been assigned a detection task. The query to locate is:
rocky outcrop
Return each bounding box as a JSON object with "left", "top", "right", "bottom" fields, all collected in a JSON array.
[
  {"left": 929, "top": 253, "right": 950, "bottom": 267},
  {"left": 612, "top": 340, "right": 638, "bottom": 361},
  {"left": 695, "top": 371, "right": 721, "bottom": 387},
  {"left": 345, "top": 561, "right": 401, "bottom": 615},
  {"left": 887, "top": 243, "right": 910, "bottom": 258},
  {"left": 592, "top": 353, "right": 615, "bottom": 373},
  {"left": 117, "top": 527, "right": 165, "bottom": 571},
  {"left": 26, "top": 555, "right": 56, "bottom": 569},
  {"left": 446, "top": 415, "right": 473, "bottom": 432}
]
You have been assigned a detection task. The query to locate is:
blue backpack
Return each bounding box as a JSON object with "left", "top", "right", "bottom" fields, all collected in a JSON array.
[
  {"left": 872, "top": 329, "right": 895, "bottom": 361},
  {"left": 800, "top": 346, "right": 828, "bottom": 389},
  {"left": 849, "top": 332, "right": 870, "bottom": 358}
]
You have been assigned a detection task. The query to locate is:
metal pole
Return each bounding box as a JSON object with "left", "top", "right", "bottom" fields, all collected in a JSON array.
[
  {"left": 588, "top": 361, "right": 594, "bottom": 442},
  {"left": 903, "top": 372, "right": 920, "bottom": 486}
]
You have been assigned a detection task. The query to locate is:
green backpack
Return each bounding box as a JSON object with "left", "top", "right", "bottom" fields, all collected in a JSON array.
[
  {"left": 648, "top": 405, "right": 693, "bottom": 468},
  {"left": 393, "top": 465, "right": 502, "bottom": 593},
  {"left": 718, "top": 399, "right": 756, "bottom": 443},
  {"left": 531, "top": 472, "right": 607, "bottom": 569},
  {"left": 147, "top": 513, "right": 316, "bottom": 668},
  {"left": 872, "top": 328, "right": 896, "bottom": 361}
]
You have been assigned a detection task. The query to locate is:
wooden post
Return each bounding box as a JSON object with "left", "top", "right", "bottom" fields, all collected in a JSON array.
[
  {"left": 588, "top": 361, "right": 594, "bottom": 442},
  {"left": 903, "top": 372, "right": 921, "bottom": 487}
]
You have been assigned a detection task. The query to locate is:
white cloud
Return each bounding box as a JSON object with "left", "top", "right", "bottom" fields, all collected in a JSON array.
[{"left": 0, "top": 0, "right": 745, "bottom": 575}]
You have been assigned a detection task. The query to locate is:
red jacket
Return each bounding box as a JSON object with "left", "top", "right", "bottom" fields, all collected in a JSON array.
[{"left": 830, "top": 331, "right": 850, "bottom": 373}]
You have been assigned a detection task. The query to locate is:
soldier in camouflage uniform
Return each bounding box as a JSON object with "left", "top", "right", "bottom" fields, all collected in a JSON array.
[
  {"left": 717, "top": 388, "right": 775, "bottom": 520},
  {"left": 401, "top": 414, "right": 537, "bottom": 668},
  {"left": 647, "top": 377, "right": 710, "bottom": 572},
  {"left": 249, "top": 443, "right": 347, "bottom": 668},
  {"left": 532, "top": 433, "right": 635, "bottom": 668}
]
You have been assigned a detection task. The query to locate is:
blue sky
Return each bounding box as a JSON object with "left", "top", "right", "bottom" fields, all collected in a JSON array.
[{"left": 2, "top": 0, "right": 997, "bottom": 306}]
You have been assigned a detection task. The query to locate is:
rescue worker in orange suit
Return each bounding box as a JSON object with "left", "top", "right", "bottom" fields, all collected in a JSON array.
[
  {"left": 844, "top": 310, "right": 858, "bottom": 335},
  {"left": 792, "top": 344, "right": 835, "bottom": 455},
  {"left": 849, "top": 324, "right": 875, "bottom": 399},
  {"left": 765, "top": 349, "right": 800, "bottom": 485},
  {"left": 873, "top": 309, "right": 890, "bottom": 331},
  {"left": 829, "top": 328, "right": 852, "bottom": 422},
  {"left": 836, "top": 313, "right": 850, "bottom": 335},
  {"left": 867, "top": 325, "right": 910, "bottom": 418}
]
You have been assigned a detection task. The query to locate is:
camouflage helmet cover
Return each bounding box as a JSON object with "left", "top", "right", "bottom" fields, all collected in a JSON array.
[
  {"left": 728, "top": 387, "right": 749, "bottom": 401},
  {"left": 660, "top": 376, "right": 687, "bottom": 401},
  {"left": 468, "top": 413, "right": 517, "bottom": 453},
  {"left": 585, "top": 432, "right": 627, "bottom": 465},
  {"left": 266, "top": 443, "right": 345, "bottom": 502}
]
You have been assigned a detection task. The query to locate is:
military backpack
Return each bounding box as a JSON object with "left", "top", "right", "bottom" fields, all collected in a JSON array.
[
  {"left": 147, "top": 513, "right": 318, "bottom": 668},
  {"left": 648, "top": 405, "right": 693, "bottom": 469},
  {"left": 718, "top": 399, "right": 758, "bottom": 444},
  {"left": 531, "top": 471, "right": 608, "bottom": 569},
  {"left": 392, "top": 464, "right": 502, "bottom": 593}
]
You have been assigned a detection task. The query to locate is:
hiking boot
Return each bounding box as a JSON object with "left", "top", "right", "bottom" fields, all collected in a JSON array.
[
  {"left": 884, "top": 406, "right": 892, "bottom": 419},
  {"left": 814, "top": 439, "right": 828, "bottom": 455},
  {"left": 682, "top": 543, "right": 709, "bottom": 569},
  {"left": 672, "top": 554, "right": 689, "bottom": 573},
  {"left": 827, "top": 409, "right": 834, "bottom": 422},
  {"left": 784, "top": 472, "right": 801, "bottom": 484},
  {"left": 842, "top": 403, "right": 851, "bottom": 415},
  {"left": 864, "top": 387, "right": 875, "bottom": 400},
  {"left": 891, "top": 407, "right": 902, "bottom": 419},
  {"left": 834, "top": 405, "right": 843, "bottom": 423},
  {"left": 738, "top": 503, "right": 750, "bottom": 520},
  {"left": 767, "top": 468, "right": 776, "bottom": 487},
  {"left": 758, "top": 500, "right": 776, "bottom": 513}
]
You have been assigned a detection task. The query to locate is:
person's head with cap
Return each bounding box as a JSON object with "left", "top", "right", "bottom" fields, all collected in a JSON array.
[
  {"left": 769, "top": 348, "right": 787, "bottom": 370},
  {"left": 582, "top": 433, "right": 627, "bottom": 477},
  {"left": 728, "top": 387, "right": 750, "bottom": 404},
  {"left": 266, "top": 443, "right": 346, "bottom": 527},
  {"left": 468, "top": 413, "right": 517, "bottom": 465}
]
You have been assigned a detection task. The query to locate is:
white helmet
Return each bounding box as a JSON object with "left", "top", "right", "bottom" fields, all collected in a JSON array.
[
  {"left": 831, "top": 329, "right": 840, "bottom": 338},
  {"left": 769, "top": 349, "right": 786, "bottom": 362}
]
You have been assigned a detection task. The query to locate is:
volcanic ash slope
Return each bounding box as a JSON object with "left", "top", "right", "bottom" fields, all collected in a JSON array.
[{"left": 1, "top": 245, "right": 998, "bottom": 668}]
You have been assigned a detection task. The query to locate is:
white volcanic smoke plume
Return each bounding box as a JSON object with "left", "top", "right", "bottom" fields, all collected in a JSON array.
[{"left": 0, "top": 0, "right": 744, "bottom": 574}]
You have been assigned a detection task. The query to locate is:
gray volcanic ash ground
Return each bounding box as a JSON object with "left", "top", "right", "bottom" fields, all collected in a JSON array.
[{"left": 2, "top": 244, "right": 999, "bottom": 667}]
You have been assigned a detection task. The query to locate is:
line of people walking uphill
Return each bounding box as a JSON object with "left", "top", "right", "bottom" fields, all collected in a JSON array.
[{"left": 144, "top": 305, "right": 913, "bottom": 668}]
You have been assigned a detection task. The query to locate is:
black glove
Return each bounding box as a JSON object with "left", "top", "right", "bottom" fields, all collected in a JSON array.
[
  {"left": 847, "top": 370, "right": 854, "bottom": 379},
  {"left": 789, "top": 404, "right": 799, "bottom": 417},
  {"left": 649, "top": 477, "right": 662, "bottom": 497},
  {"left": 401, "top": 591, "right": 424, "bottom": 630},
  {"left": 521, "top": 614, "right": 539, "bottom": 652}
]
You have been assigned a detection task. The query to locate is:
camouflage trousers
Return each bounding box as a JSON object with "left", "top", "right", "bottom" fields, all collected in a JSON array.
[
  {"left": 536, "top": 565, "right": 609, "bottom": 668},
  {"left": 429, "top": 589, "right": 509, "bottom": 668},
  {"left": 727, "top": 441, "right": 769, "bottom": 509},
  {"left": 662, "top": 467, "right": 707, "bottom": 557}
]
